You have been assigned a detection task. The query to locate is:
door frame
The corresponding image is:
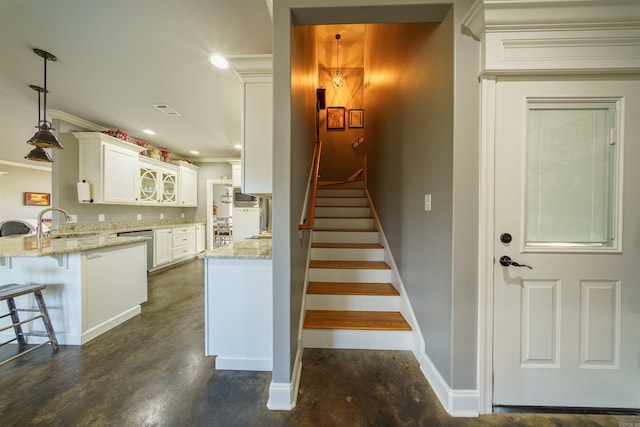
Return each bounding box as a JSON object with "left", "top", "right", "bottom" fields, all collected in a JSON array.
[
  {"left": 206, "top": 179, "right": 233, "bottom": 250},
  {"left": 478, "top": 76, "right": 497, "bottom": 414}
]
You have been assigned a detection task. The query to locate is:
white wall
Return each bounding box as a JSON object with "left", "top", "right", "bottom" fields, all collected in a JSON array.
[{"left": 0, "top": 163, "right": 52, "bottom": 221}]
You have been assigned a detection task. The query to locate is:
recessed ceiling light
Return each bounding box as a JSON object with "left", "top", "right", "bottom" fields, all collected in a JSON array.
[
  {"left": 142, "top": 129, "right": 156, "bottom": 135},
  {"left": 209, "top": 54, "right": 228, "bottom": 69},
  {"left": 190, "top": 150, "right": 199, "bottom": 155},
  {"left": 234, "top": 144, "right": 242, "bottom": 149}
]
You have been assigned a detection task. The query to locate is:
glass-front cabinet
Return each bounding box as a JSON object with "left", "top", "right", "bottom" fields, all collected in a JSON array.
[{"left": 138, "top": 157, "right": 179, "bottom": 205}]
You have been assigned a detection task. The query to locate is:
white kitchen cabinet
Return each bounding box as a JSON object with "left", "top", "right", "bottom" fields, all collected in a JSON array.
[
  {"left": 75, "top": 132, "right": 144, "bottom": 204},
  {"left": 173, "top": 161, "right": 199, "bottom": 207},
  {"left": 153, "top": 228, "right": 173, "bottom": 267},
  {"left": 232, "top": 207, "right": 260, "bottom": 242},
  {"left": 241, "top": 80, "right": 272, "bottom": 195},
  {"left": 231, "top": 162, "right": 241, "bottom": 187},
  {"left": 195, "top": 224, "right": 205, "bottom": 253},
  {"left": 172, "top": 226, "right": 196, "bottom": 260},
  {"left": 138, "top": 157, "right": 178, "bottom": 205}
]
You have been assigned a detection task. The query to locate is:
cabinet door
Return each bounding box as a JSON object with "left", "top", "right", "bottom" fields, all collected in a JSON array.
[
  {"left": 232, "top": 208, "right": 247, "bottom": 242},
  {"left": 153, "top": 228, "right": 172, "bottom": 266},
  {"left": 245, "top": 207, "right": 260, "bottom": 237},
  {"left": 103, "top": 144, "right": 139, "bottom": 203},
  {"left": 139, "top": 167, "right": 159, "bottom": 203},
  {"left": 196, "top": 224, "right": 205, "bottom": 252},
  {"left": 242, "top": 81, "right": 272, "bottom": 194},
  {"left": 161, "top": 171, "right": 177, "bottom": 205},
  {"left": 180, "top": 168, "right": 198, "bottom": 206}
]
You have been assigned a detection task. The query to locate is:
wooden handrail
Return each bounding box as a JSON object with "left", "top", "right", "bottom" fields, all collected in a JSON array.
[{"left": 299, "top": 140, "right": 323, "bottom": 230}]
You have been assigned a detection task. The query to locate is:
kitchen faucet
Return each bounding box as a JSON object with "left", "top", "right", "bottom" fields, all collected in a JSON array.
[{"left": 37, "top": 207, "right": 72, "bottom": 249}]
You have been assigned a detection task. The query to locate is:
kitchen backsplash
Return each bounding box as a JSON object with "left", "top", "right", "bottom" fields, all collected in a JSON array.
[{"left": 53, "top": 218, "right": 206, "bottom": 237}]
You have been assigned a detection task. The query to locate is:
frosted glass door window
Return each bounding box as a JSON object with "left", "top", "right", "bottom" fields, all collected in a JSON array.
[{"left": 526, "top": 102, "right": 617, "bottom": 248}]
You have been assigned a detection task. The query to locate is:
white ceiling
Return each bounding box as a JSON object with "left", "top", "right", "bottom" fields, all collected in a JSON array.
[{"left": 0, "top": 0, "right": 273, "bottom": 165}]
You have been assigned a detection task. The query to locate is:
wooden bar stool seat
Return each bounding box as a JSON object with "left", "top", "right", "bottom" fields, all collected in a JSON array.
[{"left": 0, "top": 283, "right": 59, "bottom": 366}]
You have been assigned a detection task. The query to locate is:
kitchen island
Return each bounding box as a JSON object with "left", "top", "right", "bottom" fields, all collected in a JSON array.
[
  {"left": 200, "top": 237, "right": 272, "bottom": 371},
  {"left": 0, "top": 233, "right": 149, "bottom": 345}
]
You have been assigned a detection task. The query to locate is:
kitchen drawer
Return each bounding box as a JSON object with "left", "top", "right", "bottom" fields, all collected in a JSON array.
[
  {"left": 172, "top": 244, "right": 195, "bottom": 259},
  {"left": 172, "top": 226, "right": 195, "bottom": 247}
]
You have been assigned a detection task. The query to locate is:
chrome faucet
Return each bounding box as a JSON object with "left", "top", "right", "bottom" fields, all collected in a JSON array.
[{"left": 37, "top": 207, "right": 72, "bottom": 248}]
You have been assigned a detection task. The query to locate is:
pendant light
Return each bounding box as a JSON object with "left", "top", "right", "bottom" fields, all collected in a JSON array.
[
  {"left": 25, "top": 48, "right": 64, "bottom": 155},
  {"left": 332, "top": 34, "right": 344, "bottom": 89},
  {"left": 24, "top": 85, "right": 53, "bottom": 162}
]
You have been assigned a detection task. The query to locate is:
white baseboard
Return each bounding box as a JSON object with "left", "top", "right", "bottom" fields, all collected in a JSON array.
[
  {"left": 267, "top": 346, "right": 303, "bottom": 410},
  {"left": 81, "top": 305, "right": 141, "bottom": 344},
  {"left": 215, "top": 356, "right": 272, "bottom": 371},
  {"left": 415, "top": 348, "right": 479, "bottom": 417}
]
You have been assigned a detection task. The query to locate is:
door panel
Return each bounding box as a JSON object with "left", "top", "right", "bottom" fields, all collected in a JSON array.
[{"left": 493, "top": 80, "right": 640, "bottom": 409}]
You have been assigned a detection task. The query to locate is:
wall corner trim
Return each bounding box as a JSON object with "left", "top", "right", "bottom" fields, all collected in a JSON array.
[
  {"left": 267, "top": 346, "right": 303, "bottom": 411},
  {"left": 415, "top": 349, "right": 480, "bottom": 418}
]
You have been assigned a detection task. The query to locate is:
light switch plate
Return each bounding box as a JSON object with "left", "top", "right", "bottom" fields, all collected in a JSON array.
[
  {"left": 424, "top": 194, "right": 432, "bottom": 211},
  {"left": 67, "top": 214, "right": 78, "bottom": 223},
  {"left": 160, "top": 213, "right": 164, "bottom": 219},
  {"left": 137, "top": 214, "right": 142, "bottom": 220},
  {"left": 98, "top": 214, "right": 105, "bottom": 222}
]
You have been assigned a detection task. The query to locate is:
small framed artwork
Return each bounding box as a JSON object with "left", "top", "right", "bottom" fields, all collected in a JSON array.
[
  {"left": 24, "top": 192, "right": 50, "bottom": 206},
  {"left": 349, "top": 109, "right": 364, "bottom": 128},
  {"left": 327, "top": 107, "right": 345, "bottom": 130}
]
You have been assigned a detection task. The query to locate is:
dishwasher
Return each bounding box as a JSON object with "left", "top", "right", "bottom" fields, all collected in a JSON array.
[{"left": 116, "top": 229, "right": 154, "bottom": 271}]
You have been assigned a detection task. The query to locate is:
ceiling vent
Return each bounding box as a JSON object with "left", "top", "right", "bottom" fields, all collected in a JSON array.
[{"left": 152, "top": 104, "right": 181, "bottom": 116}]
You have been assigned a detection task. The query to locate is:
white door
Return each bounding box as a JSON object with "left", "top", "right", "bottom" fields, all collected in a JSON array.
[{"left": 493, "top": 80, "right": 640, "bottom": 409}]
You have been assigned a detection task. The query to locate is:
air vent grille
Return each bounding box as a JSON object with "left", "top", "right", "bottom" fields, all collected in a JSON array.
[{"left": 152, "top": 104, "right": 181, "bottom": 116}]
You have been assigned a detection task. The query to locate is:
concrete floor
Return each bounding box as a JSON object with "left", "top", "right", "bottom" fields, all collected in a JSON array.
[{"left": 0, "top": 258, "right": 637, "bottom": 426}]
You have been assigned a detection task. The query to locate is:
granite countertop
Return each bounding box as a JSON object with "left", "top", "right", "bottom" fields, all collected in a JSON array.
[
  {"left": 0, "top": 233, "right": 150, "bottom": 257},
  {"left": 200, "top": 237, "right": 272, "bottom": 260}
]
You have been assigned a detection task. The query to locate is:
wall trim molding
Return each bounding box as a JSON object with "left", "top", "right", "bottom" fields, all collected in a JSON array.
[
  {"left": 267, "top": 345, "right": 303, "bottom": 410},
  {"left": 0, "top": 159, "right": 52, "bottom": 172}
]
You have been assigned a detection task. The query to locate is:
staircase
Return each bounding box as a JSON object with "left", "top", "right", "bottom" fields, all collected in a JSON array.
[{"left": 302, "top": 180, "right": 412, "bottom": 350}]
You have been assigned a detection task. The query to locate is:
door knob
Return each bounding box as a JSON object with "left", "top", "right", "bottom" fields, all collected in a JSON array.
[{"left": 499, "top": 255, "right": 532, "bottom": 269}]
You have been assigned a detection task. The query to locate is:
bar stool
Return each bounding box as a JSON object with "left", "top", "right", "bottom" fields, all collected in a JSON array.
[{"left": 0, "top": 283, "right": 59, "bottom": 366}]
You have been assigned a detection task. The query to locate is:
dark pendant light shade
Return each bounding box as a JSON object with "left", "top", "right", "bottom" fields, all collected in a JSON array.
[
  {"left": 25, "top": 48, "right": 63, "bottom": 157},
  {"left": 24, "top": 146, "right": 53, "bottom": 162}
]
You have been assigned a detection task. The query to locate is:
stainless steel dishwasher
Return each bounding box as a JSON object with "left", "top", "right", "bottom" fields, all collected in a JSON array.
[{"left": 116, "top": 229, "right": 153, "bottom": 271}]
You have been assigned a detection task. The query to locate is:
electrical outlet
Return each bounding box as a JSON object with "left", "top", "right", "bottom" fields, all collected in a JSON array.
[
  {"left": 67, "top": 214, "right": 78, "bottom": 223},
  {"left": 424, "top": 194, "right": 432, "bottom": 212},
  {"left": 181, "top": 213, "right": 184, "bottom": 219},
  {"left": 160, "top": 213, "right": 164, "bottom": 219},
  {"left": 98, "top": 214, "right": 105, "bottom": 222},
  {"left": 137, "top": 214, "right": 142, "bottom": 220}
]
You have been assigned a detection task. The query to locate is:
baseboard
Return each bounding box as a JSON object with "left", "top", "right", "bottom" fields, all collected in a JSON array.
[
  {"left": 81, "top": 305, "right": 142, "bottom": 344},
  {"left": 215, "top": 356, "right": 272, "bottom": 371},
  {"left": 415, "top": 348, "right": 480, "bottom": 417},
  {"left": 267, "top": 346, "right": 303, "bottom": 410}
]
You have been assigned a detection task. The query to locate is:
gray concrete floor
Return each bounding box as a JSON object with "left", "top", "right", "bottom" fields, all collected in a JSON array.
[{"left": 0, "top": 259, "right": 637, "bottom": 426}]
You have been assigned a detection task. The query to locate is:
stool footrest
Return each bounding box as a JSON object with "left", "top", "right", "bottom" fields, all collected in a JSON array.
[
  {"left": 0, "top": 340, "right": 56, "bottom": 367},
  {"left": 0, "top": 315, "right": 44, "bottom": 333}
]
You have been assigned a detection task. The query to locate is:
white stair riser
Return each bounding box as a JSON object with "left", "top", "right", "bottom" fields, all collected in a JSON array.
[
  {"left": 306, "top": 294, "right": 400, "bottom": 311},
  {"left": 303, "top": 329, "right": 412, "bottom": 350},
  {"left": 319, "top": 181, "right": 364, "bottom": 189},
  {"left": 309, "top": 268, "right": 391, "bottom": 283},
  {"left": 310, "top": 247, "right": 384, "bottom": 261},
  {"left": 314, "top": 218, "right": 375, "bottom": 229},
  {"left": 313, "top": 231, "right": 379, "bottom": 244},
  {"left": 315, "top": 207, "right": 371, "bottom": 217},
  {"left": 316, "top": 197, "right": 368, "bottom": 207},
  {"left": 316, "top": 189, "right": 365, "bottom": 198}
]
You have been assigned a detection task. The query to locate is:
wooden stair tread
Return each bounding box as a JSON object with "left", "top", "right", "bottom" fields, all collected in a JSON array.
[
  {"left": 311, "top": 243, "right": 383, "bottom": 249},
  {"left": 304, "top": 310, "right": 411, "bottom": 331},
  {"left": 309, "top": 260, "right": 390, "bottom": 270},
  {"left": 314, "top": 216, "right": 373, "bottom": 219},
  {"left": 308, "top": 282, "right": 399, "bottom": 296},
  {"left": 316, "top": 195, "right": 367, "bottom": 198}
]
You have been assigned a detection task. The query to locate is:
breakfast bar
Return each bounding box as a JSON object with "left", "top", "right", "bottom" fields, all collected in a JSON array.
[
  {"left": 200, "top": 236, "right": 272, "bottom": 371},
  {"left": 0, "top": 233, "right": 149, "bottom": 345}
]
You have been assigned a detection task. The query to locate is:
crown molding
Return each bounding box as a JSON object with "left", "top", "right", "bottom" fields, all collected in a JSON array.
[
  {"left": 228, "top": 54, "right": 273, "bottom": 80},
  {"left": 462, "top": 0, "right": 640, "bottom": 39}
]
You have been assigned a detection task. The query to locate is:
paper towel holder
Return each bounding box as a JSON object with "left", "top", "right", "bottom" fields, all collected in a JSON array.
[{"left": 77, "top": 179, "right": 93, "bottom": 203}]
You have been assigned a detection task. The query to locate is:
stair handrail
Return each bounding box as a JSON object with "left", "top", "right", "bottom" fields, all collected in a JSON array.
[{"left": 299, "top": 139, "right": 323, "bottom": 230}]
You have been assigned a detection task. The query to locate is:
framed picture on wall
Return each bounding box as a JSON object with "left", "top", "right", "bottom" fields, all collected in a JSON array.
[
  {"left": 327, "top": 107, "right": 345, "bottom": 130},
  {"left": 24, "top": 192, "right": 50, "bottom": 206},
  {"left": 349, "top": 109, "right": 364, "bottom": 128}
]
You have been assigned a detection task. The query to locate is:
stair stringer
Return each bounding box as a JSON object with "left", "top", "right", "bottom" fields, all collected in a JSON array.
[{"left": 364, "top": 188, "right": 480, "bottom": 418}]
